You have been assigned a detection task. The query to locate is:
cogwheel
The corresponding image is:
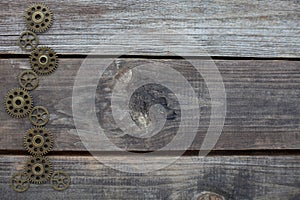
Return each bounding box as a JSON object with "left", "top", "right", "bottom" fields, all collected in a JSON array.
[
  {"left": 30, "top": 46, "right": 58, "bottom": 75},
  {"left": 50, "top": 171, "right": 71, "bottom": 191},
  {"left": 18, "top": 31, "right": 39, "bottom": 51},
  {"left": 10, "top": 172, "right": 30, "bottom": 193},
  {"left": 18, "top": 69, "right": 39, "bottom": 91},
  {"left": 24, "top": 127, "right": 53, "bottom": 156},
  {"left": 24, "top": 156, "right": 53, "bottom": 184},
  {"left": 4, "top": 88, "right": 33, "bottom": 118},
  {"left": 29, "top": 106, "right": 50, "bottom": 127},
  {"left": 24, "top": 3, "right": 53, "bottom": 33}
]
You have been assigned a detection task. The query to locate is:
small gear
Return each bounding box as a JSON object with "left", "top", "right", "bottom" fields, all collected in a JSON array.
[
  {"left": 24, "top": 127, "right": 53, "bottom": 156},
  {"left": 24, "top": 3, "right": 53, "bottom": 33},
  {"left": 50, "top": 171, "right": 71, "bottom": 191},
  {"left": 24, "top": 156, "right": 53, "bottom": 184},
  {"left": 18, "top": 70, "right": 39, "bottom": 91},
  {"left": 18, "top": 31, "right": 39, "bottom": 51},
  {"left": 4, "top": 88, "right": 33, "bottom": 118},
  {"left": 30, "top": 46, "right": 58, "bottom": 75},
  {"left": 29, "top": 106, "right": 50, "bottom": 126},
  {"left": 10, "top": 172, "right": 30, "bottom": 192}
]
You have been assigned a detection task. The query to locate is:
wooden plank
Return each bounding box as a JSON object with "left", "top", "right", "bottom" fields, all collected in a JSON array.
[
  {"left": 0, "top": 58, "right": 299, "bottom": 151},
  {"left": 0, "top": 155, "right": 299, "bottom": 199},
  {"left": 0, "top": 0, "right": 299, "bottom": 57}
]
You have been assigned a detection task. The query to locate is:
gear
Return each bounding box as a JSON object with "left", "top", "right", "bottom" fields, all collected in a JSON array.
[
  {"left": 24, "top": 127, "right": 53, "bottom": 156},
  {"left": 29, "top": 106, "right": 50, "bottom": 126},
  {"left": 10, "top": 172, "right": 30, "bottom": 192},
  {"left": 30, "top": 46, "right": 58, "bottom": 75},
  {"left": 18, "top": 31, "right": 39, "bottom": 51},
  {"left": 4, "top": 88, "right": 33, "bottom": 118},
  {"left": 18, "top": 70, "right": 39, "bottom": 91},
  {"left": 24, "top": 3, "right": 53, "bottom": 33},
  {"left": 24, "top": 156, "right": 53, "bottom": 184},
  {"left": 50, "top": 171, "right": 71, "bottom": 191}
]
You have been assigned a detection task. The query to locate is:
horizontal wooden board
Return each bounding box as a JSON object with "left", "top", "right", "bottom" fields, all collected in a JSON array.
[
  {"left": 0, "top": 0, "right": 299, "bottom": 57},
  {"left": 0, "top": 58, "right": 299, "bottom": 151},
  {"left": 0, "top": 155, "right": 299, "bottom": 199}
]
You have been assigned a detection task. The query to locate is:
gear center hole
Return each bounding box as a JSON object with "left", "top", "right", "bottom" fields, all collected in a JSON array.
[
  {"left": 35, "top": 14, "right": 41, "bottom": 20},
  {"left": 35, "top": 138, "right": 42, "bottom": 144},
  {"left": 40, "top": 56, "right": 47, "bottom": 64},
  {"left": 35, "top": 166, "right": 41, "bottom": 172},
  {"left": 15, "top": 99, "right": 22, "bottom": 105}
]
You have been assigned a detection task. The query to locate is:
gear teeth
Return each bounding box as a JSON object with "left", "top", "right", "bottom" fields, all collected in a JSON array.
[
  {"left": 30, "top": 46, "right": 58, "bottom": 76},
  {"left": 24, "top": 127, "right": 54, "bottom": 156},
  {"left": 24, "top": 3, "right": 53, "bottom": 33},
  {"left": 4, "top": 88, "right": 33, "bottom": 118},
  {"left": 24, "top": 156, "right": 53, "bottom": 184}
]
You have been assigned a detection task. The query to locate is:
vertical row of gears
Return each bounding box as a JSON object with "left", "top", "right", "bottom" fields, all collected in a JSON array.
[{"left": 6, "top": 3, "right": 70, "bottom": 193}]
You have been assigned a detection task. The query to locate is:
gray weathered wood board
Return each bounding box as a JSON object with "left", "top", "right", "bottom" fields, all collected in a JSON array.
[
  {"left": 0, "top": 155, "right": 299, "bottom": 200},
  {"left": 0, "top": 0, "right": 299, "bottom": 57},
  {"left": 0, "top": 58, "right": 299, "bottom": 151}
]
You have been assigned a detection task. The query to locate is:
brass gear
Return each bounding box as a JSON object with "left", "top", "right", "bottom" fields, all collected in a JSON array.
[
  {"left": 18, "top": 31, "right": 39, "bottom": 51},
  {"left": 24, "top": 3, "right": 53, "bottom": 33},
  {"left": 24, "top": 156, "right": 53, "bottom": 184},
  {"left": 10, "top": 172, "right": 30, "bottom": 193},
  {"left": 29, "top": 106, "right": 50, "bottom": 127},
  {"left": 18, "top": 69, "right": 39, "bottom": 91},
  {"left": 30, "top": 46, "right": 58, "bottom": 75},
  {"left": 50, "top": 171, "right": 71, "bottom": 191},
  {"left": 4, "top": 88, "right": 33, "bottom": 118},
  {"left": 24, "top": 127, "right": 53, "bottom": 156}
]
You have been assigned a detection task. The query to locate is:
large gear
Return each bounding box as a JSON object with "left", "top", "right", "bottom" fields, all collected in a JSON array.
[
  {"left": 24, "top": 3, "right": 53, "bottom": 33},
  {"left": 29, "top": 106, "right": 50, "bottom": 126},
  {"left": 50, "top": 171, "right": 71, "bottom": 191},
  {"left": 4, "top": 88, "right": 33, "bottom": 118},
  {"left": 18, "top": 69, "right": 39, "bottom": 91},
  {"left": 24, "top": 156, "right": 53, "bottom": 184},
  {"left": 18, "top": 31, "right": 39, "bottom": 51},
  {"left": 24, "top": 127, "right": 53, "bottom": 156},
  {"left": 30, "top": 46, "right": 58, "bottom": 75},
  {"left": 10, "top": 172, "right": 30, "bottom": 192}
]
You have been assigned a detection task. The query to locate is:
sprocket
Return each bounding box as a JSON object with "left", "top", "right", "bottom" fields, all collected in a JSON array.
[
  {"left": 24, "top": 156, "right": 53, "bottom": 184},
  {"left": 30, "top": 46, "right": 58, "bottom": 75},
  {"left": 24, "top": 127, "right": 53, "bottom": 156},
  {"left": 24, "top": 3, "right": 53, "bottom": 33}
]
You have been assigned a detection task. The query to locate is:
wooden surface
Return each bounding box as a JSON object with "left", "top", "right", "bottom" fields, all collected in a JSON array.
[
  {"left": 0, "top": 0, "right": 299, "bottom": 199},
  {"left": 0, "top": 0, "right": 299, "bottom": 57},
  {"left": 0, "top": 155, "right": 299, "bottom": 200},
  {"left": 0, "top": 59, "right": 299, "bottom": 151}
]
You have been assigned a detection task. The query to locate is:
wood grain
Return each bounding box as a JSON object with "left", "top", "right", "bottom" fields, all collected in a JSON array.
[
  {"left": 0, "top": 155, "right": 299, "bottom": 200},
  {"left": 0, "top": 0, "right": 299, "bottom": 57},
  {"left": 0, "top": 58, "right": 299, "bottom": 151}
]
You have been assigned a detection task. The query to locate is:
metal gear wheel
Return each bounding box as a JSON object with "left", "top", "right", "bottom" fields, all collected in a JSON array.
[
  {"left": 10, "top": 172, "right": 30, "bottom": 193},
  {"left": 24, "top": 127, "right": 53, "bottom": 156},
  {"left": 18, "top": 70, "right": 39, "bottom": 91},
  {"left": 18, "top": 31, "right": 39, "bottom": 51},
  {"left": 24, "top": 156, "right": 53, "bottom": 184},
  {"left": 30, "top": 46, "right": 58, "bottom": 75},
  {"left": 29, "top": 106, "right": 50, "bottom": 126},
  {"left": 24, "top": 3, "right": 53, "bottom": 33},
  {"left": 4, "top": 88, "right": 33, "bottom": 118},
  {"left": 50, "top": 171, "right": 71, "bottom": 191}
]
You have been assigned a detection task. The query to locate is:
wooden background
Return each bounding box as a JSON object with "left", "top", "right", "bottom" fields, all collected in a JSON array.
[{"left": 0, "top": 0, "right": 299, "bottom": 199}]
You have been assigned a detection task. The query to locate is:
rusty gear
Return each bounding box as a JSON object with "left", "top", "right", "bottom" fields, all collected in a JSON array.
[
  {"left": 24, "top": 127, "right": 53, "bottom": 156},
  {"left": 10, "top": 172, "right": 30, "bottom": 192},
  {"left": 4, "top": 88, "right": 33, "bottom": 118},
  {"left": 18, "top": 31, "right": 39, "bottom": 51},
  {"left": 29, "top": 106, "right": 50, "bottom": 126},
  {"left": 18, "top": 70, "right": 39, "bottom": 91},
  {"left": 50, "top": 171, "right": 71, "bottom": 191},
  {"left": 24, "top": 156, "right": 53, "bottom": 184},
  {"left": 24, "top": 3, "right": 53, "bottom": 33},
  {"left": 30, "top": 46, "right": 58, "bottom": 75}
]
